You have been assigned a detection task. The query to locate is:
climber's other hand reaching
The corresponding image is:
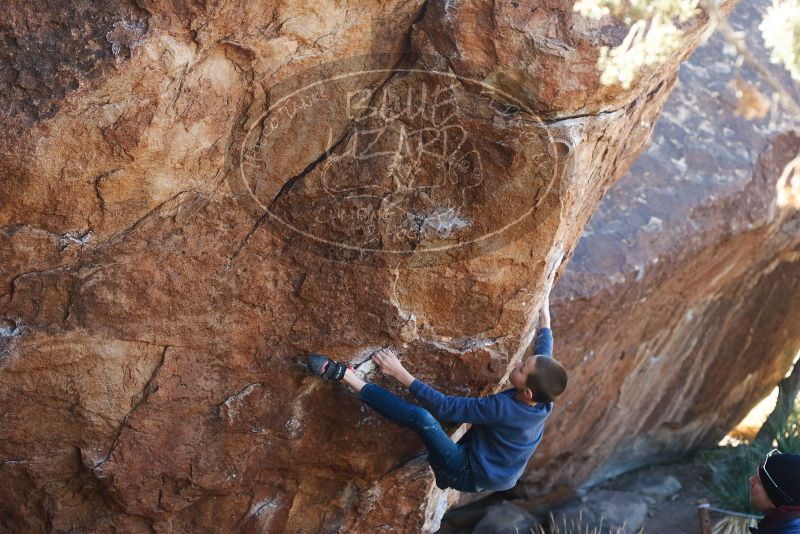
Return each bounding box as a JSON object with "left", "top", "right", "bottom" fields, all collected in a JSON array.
[{"left": 372, "top": 348, "right": 415, "bottom": 388}]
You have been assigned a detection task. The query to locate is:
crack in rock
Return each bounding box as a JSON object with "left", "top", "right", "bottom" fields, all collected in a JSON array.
[{"left": 92, "top": 345, "right": 169, "bottom": 470}]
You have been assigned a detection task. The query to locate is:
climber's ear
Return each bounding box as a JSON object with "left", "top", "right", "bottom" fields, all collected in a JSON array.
[{"left": 523, "top": 386, "right": 534, "bottom": 403}]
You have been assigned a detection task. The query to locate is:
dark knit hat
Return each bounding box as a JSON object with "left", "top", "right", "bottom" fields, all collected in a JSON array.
[{"left": 759, "top": 451, "right": 800, "bottom": 507}]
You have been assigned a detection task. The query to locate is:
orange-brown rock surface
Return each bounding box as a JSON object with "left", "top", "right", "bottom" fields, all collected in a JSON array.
[
  {"left": 0, "top": 1, "right": 736, "bottom": 533},
  {"left": 513, "top": 0, "right": 800, "bottom": 507}
]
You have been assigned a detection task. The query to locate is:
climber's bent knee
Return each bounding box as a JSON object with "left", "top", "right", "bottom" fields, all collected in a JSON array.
[{"left": 404, "top": 405, "right": 438, "bottom": 430}]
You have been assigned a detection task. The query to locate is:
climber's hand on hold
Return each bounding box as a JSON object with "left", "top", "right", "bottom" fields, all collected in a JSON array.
[
  {"left": 372, "top": 348, "right": 403, "bottom": 377},
  {"left": 372, "top": 348, "right": 415, "bottom": 388}
]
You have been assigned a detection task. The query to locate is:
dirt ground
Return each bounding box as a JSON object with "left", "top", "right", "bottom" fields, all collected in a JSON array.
[
  {"left": 438, "top": 449, "right": 754, "bottom": 533},
  {"left": 596, "top": 453, "right": 716, "bottom": 534}
]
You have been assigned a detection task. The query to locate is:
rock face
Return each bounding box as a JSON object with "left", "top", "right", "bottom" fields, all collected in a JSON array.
[
  {"left": 1, "top": 1, "right": 729, "bottom": 533},
  {"left": 511, "top": 0, "right": 800, "bottom": 507}
]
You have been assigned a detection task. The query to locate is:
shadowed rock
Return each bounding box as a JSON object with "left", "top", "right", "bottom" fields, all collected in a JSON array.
[{"left": 513, "top": 0, "right": 800, "bottom": 509}]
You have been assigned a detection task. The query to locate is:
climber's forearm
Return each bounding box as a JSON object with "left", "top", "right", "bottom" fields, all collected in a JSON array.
[
  {"left": 395, "top": 368, "right": 416, "bottom": 389},
  {"left": 539, "top": 298, "right": 551, "bottom": 328}
]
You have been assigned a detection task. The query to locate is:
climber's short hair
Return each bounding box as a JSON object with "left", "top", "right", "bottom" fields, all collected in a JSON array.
[{"left": 525, "top": 356, "right": 568, "bottom": 403}]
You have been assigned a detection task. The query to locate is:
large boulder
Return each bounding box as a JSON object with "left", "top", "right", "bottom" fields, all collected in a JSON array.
[
  {"left": 512, "top": 0, "right": 800, "bottom": 507},
  {"left": 0, "top": 0, "right": 729, "bottom": 532}
]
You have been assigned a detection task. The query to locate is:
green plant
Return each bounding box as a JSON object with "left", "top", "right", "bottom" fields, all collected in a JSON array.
[
  {"left": 707, "top": 444, "right": 768, "bottom": 515},
  {"left": 773, "top": 398, "right": 800, "bottom": 452}
]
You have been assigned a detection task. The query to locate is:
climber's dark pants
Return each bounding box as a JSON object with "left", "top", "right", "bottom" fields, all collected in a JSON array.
[{"left": 358, "top": 383, "right": 477, "bottom": 492}]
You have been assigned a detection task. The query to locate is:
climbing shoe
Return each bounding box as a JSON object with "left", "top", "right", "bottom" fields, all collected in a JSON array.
[{"left": 306, "top": 353, "right": 348, "bottom": 382}]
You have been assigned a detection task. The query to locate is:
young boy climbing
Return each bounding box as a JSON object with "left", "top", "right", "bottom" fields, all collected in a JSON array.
[{"left": 305, "top": 297, "right": 568, "bottom": 493}]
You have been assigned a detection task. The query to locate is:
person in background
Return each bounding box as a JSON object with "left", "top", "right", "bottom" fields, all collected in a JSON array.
[{"left": 749, "top": 449, "right": 800, "bottom": 533}]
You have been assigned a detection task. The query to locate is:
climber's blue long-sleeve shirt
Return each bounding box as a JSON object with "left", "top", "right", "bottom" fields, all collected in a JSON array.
[{"left": 408, "top": 328, "right": 555, "bottom": 491}]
